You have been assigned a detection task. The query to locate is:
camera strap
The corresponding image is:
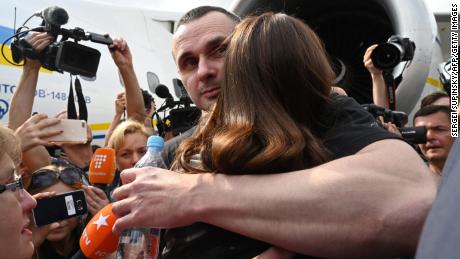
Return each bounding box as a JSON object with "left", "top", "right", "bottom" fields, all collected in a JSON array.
[
  {"left": 383, "top": 72, "right": 397, "bottom": 110},
  {"left": 67, "top": 75, "right": 88, "bottom": 121}
]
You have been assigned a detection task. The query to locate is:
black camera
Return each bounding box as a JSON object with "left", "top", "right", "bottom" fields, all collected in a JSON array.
[
  {"left": 9, "top": 6, "right": 112, "bottom": 78},
  {"left": 371, "top": 35, "right": 416, "bottom": 70},
  {"left": 154, "top": 80, "right": 201, "bottom": 137},
  {"left": 362, "top": 104, "right": 427, "bottom": 144}
]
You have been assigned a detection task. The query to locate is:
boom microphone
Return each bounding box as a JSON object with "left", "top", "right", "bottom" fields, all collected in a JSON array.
[
  {"left": 42, "top": 6, "right": 69, "bottom": 27},
  {"left": 89, "top": 148, "right": 116, "bottom": 189},
  {"left": 80, "top": 204, "right": 119, "bottom": 259},
  {"left": 155, "top": 84, "right": 173, "bottom": 99}
]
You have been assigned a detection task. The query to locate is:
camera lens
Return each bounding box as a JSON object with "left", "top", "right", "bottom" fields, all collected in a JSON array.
[{"left": 371, "top": 42, "right": 403, "bottom": 70}]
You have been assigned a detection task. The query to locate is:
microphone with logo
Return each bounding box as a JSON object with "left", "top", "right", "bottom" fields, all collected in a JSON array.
[
  {"left": 80, "top": 204, "right": 119, "bottom": 259},
  {"left": 89, "top": 148, "right": 116, "bottom": 195}
]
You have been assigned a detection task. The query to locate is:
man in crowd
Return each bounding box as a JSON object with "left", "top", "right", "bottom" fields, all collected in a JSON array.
[
  {"left": 110, "top": 6, "right": 437, "bottom": 258},
  {"left": 414, "top": 105, "right": 454, "bottom": 175}
]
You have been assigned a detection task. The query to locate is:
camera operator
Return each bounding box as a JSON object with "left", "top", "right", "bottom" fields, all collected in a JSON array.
[{"left": 413, "top": 105, "right": 454, "bottom": 175}]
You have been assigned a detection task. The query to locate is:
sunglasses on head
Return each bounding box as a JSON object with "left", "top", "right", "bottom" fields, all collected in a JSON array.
[{"left": 29, "top": 166, "right": 83, "bottom": 193}]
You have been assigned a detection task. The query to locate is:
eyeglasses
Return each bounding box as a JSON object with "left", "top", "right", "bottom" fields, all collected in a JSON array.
[
  {"left": 0, "top": 177, "right": 24, "bottom": 199},
  {"left": 29, "top": 167, "right": 83, "bottom": 193}
]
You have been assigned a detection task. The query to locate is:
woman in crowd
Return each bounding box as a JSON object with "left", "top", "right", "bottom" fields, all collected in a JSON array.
[
  {"left": 83, "top": 119, "right": 152, "bottom": 214},
  {"left": 0, "top": 126, "right": 37, "bottom": 259},
  {"left": 161, "top": 12, "right": 399, "bottom": 258},
  {"left": 28, "top": 164, "right": 84, "bottom": 259}
]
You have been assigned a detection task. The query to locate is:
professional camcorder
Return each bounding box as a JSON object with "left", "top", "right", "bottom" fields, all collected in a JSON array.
[
  {"left": 371, "top": 35, "right": 415, "bottom": 70},
  {"left": 362, "top": 104, "right": 427, "bottom": 144},
  {"left": 5, "top": 6, "right": 112, "bottom": 78},
  {"left": 154, "top": 79, "right": 201, "bottom": 137}
]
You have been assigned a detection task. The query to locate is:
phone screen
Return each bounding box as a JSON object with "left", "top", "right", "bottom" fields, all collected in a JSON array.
[{"left": 33, "top": 190, "right": 87, "bottom": 227}]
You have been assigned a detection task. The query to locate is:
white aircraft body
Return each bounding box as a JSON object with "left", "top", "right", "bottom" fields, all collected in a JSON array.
[
  {"left": 0, "top": 0, "right": 181, "bottom": 145},
  {"left": 231, "top": 0, "right": 448, "bottom": 118},
  {"left": 1, "top": 0, "right": 449, "bottom": 146}
]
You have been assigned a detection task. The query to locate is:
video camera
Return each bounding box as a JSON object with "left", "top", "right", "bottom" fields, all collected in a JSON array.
[
  {"left": 371, "top": 35, "right": 415, "bottom": 70},
  {"left": 6, "top": 6, "right": 112, "bottom": 78},
  {"left": 154, "top": 79, "right": 200, "bottom": 137},
  {"left": 362, "top": 104, "right": 427, "bottom": 144}
]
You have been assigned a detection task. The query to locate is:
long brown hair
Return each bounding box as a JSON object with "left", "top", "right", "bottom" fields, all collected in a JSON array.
[{"left": 174, "top": 12, "right": 335, "bottom": 174}]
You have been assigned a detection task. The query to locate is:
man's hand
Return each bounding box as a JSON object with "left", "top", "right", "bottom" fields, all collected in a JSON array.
[
  {"left": 109, "top": 37, "right": 133, "bottom": 69},
  {"left": 14, "top": 114, "right": 62, "bottom": 152},
  {"left": 81, "top": 185, "right": 110, "bottom": 216},
  {"left": 363, "top": 44, "right": 383, "bottom": 76},
  {"left": 111, "top": 167, "right": 203, "bottom": 234}
]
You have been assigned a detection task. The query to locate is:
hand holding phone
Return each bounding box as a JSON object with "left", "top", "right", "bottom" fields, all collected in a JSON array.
[
  {"left": 43, "top": 119, "right": 88, "bottom": 144},
  {"left": 32, "top": 189, "right": 88, "bottom": 227}
]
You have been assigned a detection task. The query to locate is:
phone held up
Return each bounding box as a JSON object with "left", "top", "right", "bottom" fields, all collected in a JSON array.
[
  {"left": 43, "top": 119, "right": 88, "bottom": 144},
  {"left": 32, "top": 190, "right": 88, "bottom": 227}
]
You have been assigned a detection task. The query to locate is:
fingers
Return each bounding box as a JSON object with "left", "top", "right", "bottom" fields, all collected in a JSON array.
[
  {"left": 112, "top": 183, "right": 130, "bottom": 202},
  {"left": 119, "top": 168, "right": 139, "bottom": 185},
  {"left": 112, "top": 200, "right": 136, "bottom": 234},
  {"left": 116, "top": 92, "right": 125, "bottom": 99},
  {"left": 32, "top": 191, "right": 56, "bottom": 200},
  {"left": 109, "top": 37, "right": 127, "bottom": 52},
  {"left": 89, "top": 185, "right": 109, "bottom": 200},
  {"left": 26, "top": 32, "right": 54, "bottom": 52}
]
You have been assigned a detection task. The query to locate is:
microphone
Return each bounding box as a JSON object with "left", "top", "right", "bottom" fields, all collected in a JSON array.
[
  {"left": 155, "top": 84, "right": 173, "bottom": 99},
  {"left": 42, "top": 6, "right": 69, "bottom": 27},
  {"left": 80, "top": 204, "right": 119, "bottom": 259},
  {"left": 89, "top": 148, "right": 116, "bottom": 191}
]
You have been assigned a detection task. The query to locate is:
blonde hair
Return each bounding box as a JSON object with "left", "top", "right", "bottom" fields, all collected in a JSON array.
[
  {"left": 0, "top": 125, "right": 21, "bottom": 166},
  {"left": 107, "top": 120, "right": 152, "bottom": 151}
]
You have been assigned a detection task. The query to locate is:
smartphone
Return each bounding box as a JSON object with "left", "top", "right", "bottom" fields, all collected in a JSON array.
[
  {"left": 32, "top": 190, "right": 88, "bottom": 227},
  {"left": 43, "top": 119, "right": 88, "bottom": 144}
]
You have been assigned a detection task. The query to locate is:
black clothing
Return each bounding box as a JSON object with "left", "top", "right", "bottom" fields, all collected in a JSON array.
[
  {"left": 162, "top": 126, "right": 196, "bottom": 168},
  {"left": 161, "top": 96, "right": 399, "bottom": 259}
]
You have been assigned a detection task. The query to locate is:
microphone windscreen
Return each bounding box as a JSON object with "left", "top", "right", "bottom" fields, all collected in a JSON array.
[
  {"left": 80, "top": 204, "right": 119, "bottom": 259},
  {"left": 155, "top": 84, "right": 172, "bottom": 99},
  {"left": 89, "top": 148, "right": 116, "bottom": 185},
  {"left": 42, "top": 6, "right": 69, "bottom": 26}
]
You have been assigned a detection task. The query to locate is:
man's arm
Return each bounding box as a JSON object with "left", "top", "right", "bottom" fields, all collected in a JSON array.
[
  {"left": 112, "top": 139, "right": 437, "bottom": 258},
  {"left": 109, "top": 38, "right": 146, "bottom": 123}
]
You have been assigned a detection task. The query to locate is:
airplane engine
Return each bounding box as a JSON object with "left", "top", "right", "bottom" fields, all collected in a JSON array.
[{"left": 231, "top": 0, "right": 442, "bottom": 114}]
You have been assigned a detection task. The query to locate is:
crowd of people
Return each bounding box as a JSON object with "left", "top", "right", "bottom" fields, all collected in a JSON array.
[{"left": 0, "top": 5, "right": 457, "bottom": 259}]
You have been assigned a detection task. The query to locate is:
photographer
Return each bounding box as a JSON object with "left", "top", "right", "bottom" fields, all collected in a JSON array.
[{"left": 413, "top": 105, "right": 454, "bottom": 175}]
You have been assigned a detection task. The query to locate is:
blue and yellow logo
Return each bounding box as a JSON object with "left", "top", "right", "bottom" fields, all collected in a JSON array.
[{"left": 0, "top": 25, "right": 50, "bottom": 73}]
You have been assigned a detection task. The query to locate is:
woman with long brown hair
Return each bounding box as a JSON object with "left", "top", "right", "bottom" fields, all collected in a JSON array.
[
  {"left": 174, "top": 12, "right": 335, "bottom": 176},
  {"left": 158, "top": 12, "right": 400, "bottom": 259}
]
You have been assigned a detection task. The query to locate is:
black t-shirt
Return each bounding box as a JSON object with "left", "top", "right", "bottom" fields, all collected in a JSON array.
[{"left": 160, "top": 95, "right": 400, "bottom": 259}]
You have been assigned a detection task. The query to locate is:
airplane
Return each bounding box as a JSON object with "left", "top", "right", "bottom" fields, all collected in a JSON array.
[
  {"left": 1, "top": 0, "right": 449, "bottom": 145},
  {"left": 0, "top": 0, "right": 182, "bottom": 146},
  {"left": 230, "top": 0, "right": 448, "bottom": 117}
]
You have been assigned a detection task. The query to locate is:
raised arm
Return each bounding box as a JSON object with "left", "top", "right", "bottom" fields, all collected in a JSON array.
[
  {"left": 112, "top": 139, "right": 437, "bottom": 258},
  {"left": 8, "top": 32, "right": 56, "bottom": 171},
  {"left": 109, "top": 37, "right": 146, "bottom": 123},
  {"left": 364, "top": 44, "right": 388, "bottom": 108},
  {"left": 104, "top": 92, "right": 126, "bottom": 146}
]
